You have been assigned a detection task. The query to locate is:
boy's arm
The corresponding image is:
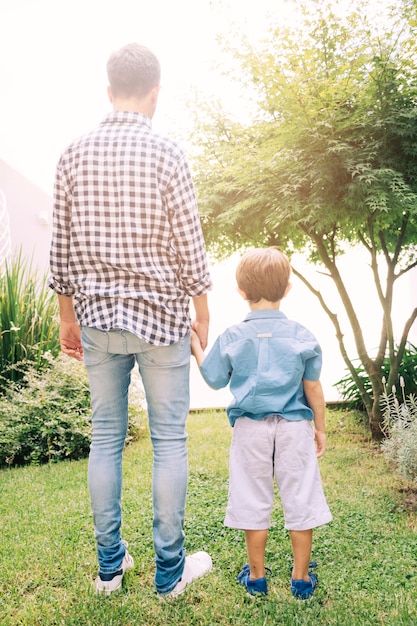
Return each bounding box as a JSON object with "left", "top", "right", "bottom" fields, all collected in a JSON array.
[
  {"left": 303, "top": 378, "right": 326, "bottom": 458},
  {"left": 190, "top": 330, "right": 228, "bottom": 391},
  {"left": 191, "top": 330, "right": 231, "bottom": 390}
]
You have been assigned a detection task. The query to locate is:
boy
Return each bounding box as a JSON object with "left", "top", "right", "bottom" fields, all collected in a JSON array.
[{"left": 191, "top": 247, "right": 332, "bottom": 600}]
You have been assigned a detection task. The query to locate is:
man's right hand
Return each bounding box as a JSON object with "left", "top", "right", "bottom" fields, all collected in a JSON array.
[{"left": 60, "top": 320, "right": 83, "bottom": 361}]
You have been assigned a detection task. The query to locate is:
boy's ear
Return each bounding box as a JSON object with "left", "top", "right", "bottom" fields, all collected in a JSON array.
[
  {"left": 284, "top": 282, "right": 292, "bottom": 297},
  {"left": 237, "top": 286, "right": 248, "bottom": 300}
]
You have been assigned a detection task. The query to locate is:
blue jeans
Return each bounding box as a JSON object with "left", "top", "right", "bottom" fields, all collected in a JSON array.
[{"left": 81, "top": 327, "right": 190, "bottom": 594}]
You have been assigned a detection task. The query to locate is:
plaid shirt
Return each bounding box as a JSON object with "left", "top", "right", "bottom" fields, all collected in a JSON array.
[{"left": 49, "top": 111, "right": 212, "bottom": 345}]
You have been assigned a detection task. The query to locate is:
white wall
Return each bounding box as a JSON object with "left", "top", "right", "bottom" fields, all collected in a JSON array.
[{"left": 0, "top": 160, "right": 52, "bottom": 273}]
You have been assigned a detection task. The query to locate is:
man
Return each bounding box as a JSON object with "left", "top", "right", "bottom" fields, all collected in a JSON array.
[{"left": 49, "top": 43, "right": 213, "bottom": 598}]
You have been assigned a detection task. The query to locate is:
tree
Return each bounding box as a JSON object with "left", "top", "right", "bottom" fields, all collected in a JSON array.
[{"left": 191, "top": 0, "right": 417, "bottom": 439}]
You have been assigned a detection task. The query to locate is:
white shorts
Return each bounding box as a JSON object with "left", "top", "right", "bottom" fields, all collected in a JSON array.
[{"left": 224, "top": 415, "right": 332, "bottom": 531}]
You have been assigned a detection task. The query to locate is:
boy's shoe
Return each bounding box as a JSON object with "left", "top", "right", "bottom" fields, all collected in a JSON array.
[
  {"left": 95, "top": 544, "right": 135, "bottom": 595},
  {"left": 158, "top": 551, "right": 213, "bottom": 599},
  {"left": 238, "top": 564, "right": 268, "bottom": 597},
  {"left": 291, "top": 572, "right": 318, "bottom": 600}
]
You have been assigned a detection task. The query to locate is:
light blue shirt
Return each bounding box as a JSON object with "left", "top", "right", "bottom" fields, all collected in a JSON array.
[{"left": 200, "top": 310, "right": 322, "bottom": 426}]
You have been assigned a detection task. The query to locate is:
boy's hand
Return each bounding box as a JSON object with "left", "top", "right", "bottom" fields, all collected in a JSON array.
[{"left": 315, "top": 429, "right": 326, "bottom": 458}]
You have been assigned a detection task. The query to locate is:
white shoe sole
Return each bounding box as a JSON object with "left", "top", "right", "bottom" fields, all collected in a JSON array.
[{"left": 158, "top": 551, "right": 213, "bottom": 600}]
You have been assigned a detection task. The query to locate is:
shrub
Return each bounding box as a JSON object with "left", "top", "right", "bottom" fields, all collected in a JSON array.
[
  {"left": 334, "top": 343, "right": 417, "bottom": 412},
  {"left": 0, "top": 253, "right": 60, "bottom": 391},
  {"left": 0, "top": 354, "right": 146, "bottom": 467},
  {"left": 381, "top": 377, "right": 417, "bottom": 482}
]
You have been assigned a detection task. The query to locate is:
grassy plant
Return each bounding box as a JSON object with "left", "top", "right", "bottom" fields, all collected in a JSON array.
[
  {"left": 0, "top": 252, "right": 60, "bottom": 390},
  {"left": 1, "top": 409, "right": 417, "bottom": 625},
  {"left": 334, "top": 344, "right": 417, "bottom": 412},
  {"left": 381, "top": 377, "right": 417, "bottom": 482}
]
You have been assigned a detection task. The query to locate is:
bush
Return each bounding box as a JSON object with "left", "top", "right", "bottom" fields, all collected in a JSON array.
[
  {"left": 0, "top": 354, "right": 146, "bottom": 467},
  {"left": 381, "top": 378, "right": 417, "bottom": 482},
  {"left": 0, "top": 253, "right": 60, "bottom": 391},
  {"left": 334, "top": 343, "right": 417, "bottom": 411}
]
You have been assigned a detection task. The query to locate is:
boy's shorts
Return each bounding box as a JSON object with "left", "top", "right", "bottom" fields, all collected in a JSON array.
[{"left": 224, "top": 415, "right": 332, "bottom": 531}]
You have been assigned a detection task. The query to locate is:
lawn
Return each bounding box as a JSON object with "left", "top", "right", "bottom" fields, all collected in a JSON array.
[{"left": 1, "top": 409, "right": 417, "bottom": 625}]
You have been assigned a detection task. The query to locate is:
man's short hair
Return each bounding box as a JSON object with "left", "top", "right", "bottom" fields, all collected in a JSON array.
[
  {"left": 236, "top": 247, "right": 291, "bottom": 303},
  {"left": 107, "top": 43, "right": 161, "bottom": 99}
]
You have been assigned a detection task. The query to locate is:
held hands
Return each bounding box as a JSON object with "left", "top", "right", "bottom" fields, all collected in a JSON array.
[
  {"left": 190, "top": 328, "right": 206, "bottom": 367},
  {"left": 190, "top": 329, "right": 200, "bottom": 356},
  {"left": 191, "top": 318, "right": 209, "bottom": 351},
  {"left": 59, "top": 321, "right": 84, "bottom": 361}
]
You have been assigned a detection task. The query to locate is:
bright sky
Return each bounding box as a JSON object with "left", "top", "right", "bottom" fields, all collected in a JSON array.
[
  {"left": 1, "top": 0, "right": 388, "bottom": 193},
  {"left": 0, "top": 0, "right": 288, "bottom": 193}
]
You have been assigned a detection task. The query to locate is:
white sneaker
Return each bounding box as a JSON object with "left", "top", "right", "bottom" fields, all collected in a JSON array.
[
  {"left": 95, "top": 545, "right": 134, "bottom": 595},
  {"left": 159, "top": 551, "right": 213, "bottom": 599}
]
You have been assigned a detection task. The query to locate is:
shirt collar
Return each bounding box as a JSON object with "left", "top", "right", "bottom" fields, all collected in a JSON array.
[
  {"left": 244, "top": 310, "right": 287, "bottom": 322},
  {"left": 100, "top": 110, "right": 152, "bottom": 129}
]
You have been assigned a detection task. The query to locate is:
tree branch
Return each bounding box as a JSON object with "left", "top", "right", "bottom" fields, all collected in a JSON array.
[
  {"left": 396, "top": 259, "right": 417, "bottom": 280},
  {"left": 292, "top": 265, "right": 372, "bottom": 409},
  {"left": 397, "top": 307, "right": 417, "bottom": 362},
  {"left": 392, "top": 213, "right": 409, "bottom": 266},
  {"left": 305, "top": 228, "right": 374, "bottom": 373}
]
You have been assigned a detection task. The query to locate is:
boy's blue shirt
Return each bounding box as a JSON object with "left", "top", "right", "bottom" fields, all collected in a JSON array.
[{"left": 199, "top": 309, "right": 322, "bottom": 426}]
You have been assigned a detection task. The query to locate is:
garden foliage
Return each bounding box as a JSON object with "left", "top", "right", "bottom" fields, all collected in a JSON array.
[
  {"left": 381, "top": 377, "right": 417, "bottom": 482},
  {"left": 0, "top": 355, "right": 91, "bottom": 466},
  {"left": 335, "top": 343, "right": 417, "bottom": 412},
  {"left": 0, "top": 354, "right": 146, "bottom": 467},
  {"left": 0, "top": 253, "right": 60, "bottom": 391}
]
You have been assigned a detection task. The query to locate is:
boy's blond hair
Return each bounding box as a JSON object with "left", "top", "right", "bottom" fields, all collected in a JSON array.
[{"left": 236, "top": 247, "right": 291, "bottom": 303}]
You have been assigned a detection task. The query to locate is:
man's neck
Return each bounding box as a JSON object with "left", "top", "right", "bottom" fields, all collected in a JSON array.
[
  {"left": 108, "top": 85, "right": 159, "bottom": 119},
  {"left": 112, "top": 99, "right": 150, "bottom": 117}
]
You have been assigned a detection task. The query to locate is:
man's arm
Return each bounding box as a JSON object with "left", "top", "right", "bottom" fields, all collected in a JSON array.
[
  {"left": 191, "top": 293, "right": 210, "bottom": 350},
  {"left": 57, "top": 295, "right": 83, "bottom": 361},
  {"left": 50, "top": 160, "right": 83, "bottom": 361},
  {"left": 303, "top": 378, "right": 326, "bottom": 458}
]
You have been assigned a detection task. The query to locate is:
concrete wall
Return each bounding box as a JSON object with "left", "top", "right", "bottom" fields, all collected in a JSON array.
[{"left": 0, "top": 159, "right": 52, "bottom": 273}]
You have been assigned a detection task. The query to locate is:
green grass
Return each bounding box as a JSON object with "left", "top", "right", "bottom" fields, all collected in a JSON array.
[{"left": 1, "top": 409, "right": 417, "bottom": 625}]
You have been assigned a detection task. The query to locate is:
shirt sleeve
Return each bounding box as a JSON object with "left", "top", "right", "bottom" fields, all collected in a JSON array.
[
  {"left": 302, "top": 341, "right": 323, "bottom": 381},
  {"left": 164, "top": 153, "right": 212, "bottom": 297},
  {"left": 200, "top": 335, "right": 232, "bottom": 389},
  {"left": 48, "top": 158, "right": 75, "bottom": 296}
]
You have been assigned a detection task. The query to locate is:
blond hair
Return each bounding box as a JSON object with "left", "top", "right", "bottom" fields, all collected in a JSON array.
[
  {"left": 236, "top": 247, "right": 291, "bottom": 303},
  {"left": 107, "top": 43, "right": 160, "bottom": 99}
]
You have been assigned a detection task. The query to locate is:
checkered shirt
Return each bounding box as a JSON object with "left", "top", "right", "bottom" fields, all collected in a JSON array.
[{"left": 49, "top": 110, "right": 212, "bottom": 345}]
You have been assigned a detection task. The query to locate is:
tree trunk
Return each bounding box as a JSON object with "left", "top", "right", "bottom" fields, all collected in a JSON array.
[
  {"left": 368, "top": 395, "right": 384, "bottom": 441},
  {"left": 365, "top": 374, "right": 385, "bottom": 441}
]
